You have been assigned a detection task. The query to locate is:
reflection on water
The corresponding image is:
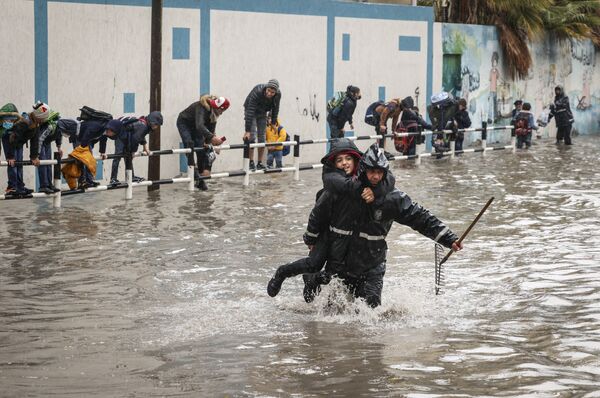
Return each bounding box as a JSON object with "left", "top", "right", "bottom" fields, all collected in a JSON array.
[{"left": 1, "top": 137, "right": 600, "bottom": 396}]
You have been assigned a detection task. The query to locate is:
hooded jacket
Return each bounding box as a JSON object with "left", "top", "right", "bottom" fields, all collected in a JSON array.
[
  {"left": 304, "top": 142, "right": 396, "bottom": 271},
  {"left": 5, "top": 112, "right": 41, "bottom": 159},
  {"left": 37, "top": 110, "right": 62, "bottom": 149},
  {"left": 310, "top": 144, "right": 458, "bottom": 276},
  {"left": 177, "top": 95, "right": 219, "bottom": 144},
  {"left": 243, "top": 84, "right": 281, "bottom": 131},
  {"left": 265, "top": 120, "right": 287, "bottom": 151},
  {"left": 548, "top": 86, "right": 574, "bottom": 127}
]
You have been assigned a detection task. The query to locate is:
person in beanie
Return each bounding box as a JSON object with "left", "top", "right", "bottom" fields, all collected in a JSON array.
[
  {"left": 243, "top": 79, "right": 281, "bottom": 171},
  {"left": 1, "top": 102, "right": 50, "bottom": 196},
  {"left": 110, "top": 111, "right": 163, "bottom": 185},
  {"left": 548, "top": 85, "right": 574, "bottom": 145},
  {"left": 327, "top": 85, "right": 361, "bottom": 139},
  {"left": 0, "top": 103, "right": 30, "bottom": 197},
  {"left": 177, "top": 95, "right": 229, "bottom": 190},
  {"left": 301, "top": 144, "right": 462, "bottom": 308},
  {"left": 35, "top": 103, "right": 63, "bottom": 193}
]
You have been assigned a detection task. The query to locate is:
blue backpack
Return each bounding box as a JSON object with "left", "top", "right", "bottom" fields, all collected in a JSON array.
[{"left": 282, "top": 130, "right": 291, "bottom": 156}]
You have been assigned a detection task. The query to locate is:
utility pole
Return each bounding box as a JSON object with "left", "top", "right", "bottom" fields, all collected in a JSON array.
[{"left": 148, "top": 0, "right": 162, "bottom": 191}]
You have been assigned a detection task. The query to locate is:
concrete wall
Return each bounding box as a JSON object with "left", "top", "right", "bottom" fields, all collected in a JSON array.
[
  {"left": 1, "top": 1, "right": 598, "bottom": 192},
  {"left": 441, "top": 23, "right": 600, "bottom": 145},
  {"left": 0, "top": 0, "right": 434, "bottom": 189}
]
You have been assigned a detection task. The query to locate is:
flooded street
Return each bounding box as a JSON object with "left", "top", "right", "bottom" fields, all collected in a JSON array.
[{"left": 1, "top": 137, "right": 600, "bottom": 397}]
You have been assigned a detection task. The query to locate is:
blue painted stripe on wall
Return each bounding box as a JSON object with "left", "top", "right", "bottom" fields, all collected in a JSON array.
[
  {"left": 124, "top": 93, "right": 135, "bottom": 113},
  {"left": 342, "top": 33, "right": 350, "bottom": 61},
  {"left": 96, "top": 160, "right": 103, "bottom": 180},
  {"left": 51, "top": 0, "right": 150, "bottom": 6},
  {"left": 398, "top": 35, "right": 421, "bottom": 52},
  {"left": 179, "top": 142, "right": 187, "bottom": 173},
  {"left": 200, "top": 2, "right": 210, "bottom": 94},
  {"left": 378, "top": 86, "right": 386, "bottom": 102},
  {"left": 325, "top": 13, "right": 335, "bottom": 141},
  {"left": 426, "top": 19, "right": 433, "bottom": 123},
  {"left": 172, "top": 27, "right": 190, "bottom": 59},
  {"left": 34, "top": 0, "right": 48, "bottom": 103},
  {"left": 49, "top": 0, "right": 433, "bottom": 20}
]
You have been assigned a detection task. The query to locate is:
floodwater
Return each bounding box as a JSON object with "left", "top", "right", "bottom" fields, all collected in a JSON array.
[{"left": 1, "top": 136, "right": 600, "bottom": 397}]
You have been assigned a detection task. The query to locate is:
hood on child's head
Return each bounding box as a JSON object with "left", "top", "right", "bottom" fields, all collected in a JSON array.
[{"left": 321, "top": 138, "right": 363, "bottom": 165}]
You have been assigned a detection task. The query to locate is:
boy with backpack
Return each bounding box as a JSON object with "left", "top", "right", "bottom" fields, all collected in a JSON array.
[
  {"left": 109, "top": 111, "right": 163, "bottom": 185},
  {"left": 364, "top": 98, "right": 402, "bottom": 158},
  {"left": 265, "top": 116, "right": 287, "bottom": 169},
  {"left": 326, "top": 85, "right": 361, "bottom": 139},
  {"left": 512, "top": 102, "right": 537, "bottom": 149},
  {"left": 393, "top": 96, "right": 431, "bottom": 156}
]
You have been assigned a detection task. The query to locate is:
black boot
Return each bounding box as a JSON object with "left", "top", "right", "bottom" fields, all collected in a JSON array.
[
  {"left": 267, "top": 272, "right": 285, "bottom": 297},
  {"left": 267, "top": 259, "right": 313, "bottom": 297},
  {"left": 303, "top": 273, "right": 321, "bottom": 303}
]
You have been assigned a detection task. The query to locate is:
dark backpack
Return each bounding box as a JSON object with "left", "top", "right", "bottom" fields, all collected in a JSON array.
[
  {"left": 364, "top": 101, "right": 384, "bottom": 126},
  {"left": 514, "top": 114, "right": 531, "bottom": 136},
  {"left": 78, "top": 106, "right": 112, "bottom": 122},
  {"left": 282, "top": 131, "right": 291, "bottom": 156}
]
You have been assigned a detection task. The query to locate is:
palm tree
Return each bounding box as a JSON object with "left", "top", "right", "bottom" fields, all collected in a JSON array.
[{"left": 419, "top": 0, "right": 600, "bottom": 78}]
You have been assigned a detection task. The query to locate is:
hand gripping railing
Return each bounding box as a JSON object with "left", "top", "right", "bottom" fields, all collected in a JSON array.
[{"left": 0, "top": 124, "right": 515, "bottom": 207}]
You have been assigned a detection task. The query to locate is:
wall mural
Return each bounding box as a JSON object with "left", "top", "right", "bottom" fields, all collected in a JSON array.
[{"left": 442, "top": 23, "right": 600, "bottom": 138}]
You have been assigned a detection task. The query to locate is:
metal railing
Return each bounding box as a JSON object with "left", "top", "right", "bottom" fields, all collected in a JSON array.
[{"left": 0, "top": 122, "right": 515, "bottom": 207}]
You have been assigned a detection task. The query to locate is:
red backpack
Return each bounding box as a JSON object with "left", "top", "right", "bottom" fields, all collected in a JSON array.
[{"left": 514, "top": 114, "right": 531, "bottom": 136}]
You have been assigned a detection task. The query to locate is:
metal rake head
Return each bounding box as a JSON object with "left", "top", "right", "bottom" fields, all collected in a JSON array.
[{"left": 434, "top": 243, "right": 445, "bottom": 295}]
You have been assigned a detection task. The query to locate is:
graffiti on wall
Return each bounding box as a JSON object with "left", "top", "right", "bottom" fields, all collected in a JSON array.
[
  {"left": 442, "top": 23, "right": 600, "bottom": 135},
  {"left": 295, "top": 93, "right": 320, "bottom": 122}
]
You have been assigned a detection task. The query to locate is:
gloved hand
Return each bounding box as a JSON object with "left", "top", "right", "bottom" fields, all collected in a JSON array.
[{"left": 303, "top": 232, "right": 317, "bottom": 247}]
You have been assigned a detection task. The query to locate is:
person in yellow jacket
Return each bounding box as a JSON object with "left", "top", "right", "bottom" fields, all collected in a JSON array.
[{"left": 265, "top": 117, "right": 287, "bottom": 169}]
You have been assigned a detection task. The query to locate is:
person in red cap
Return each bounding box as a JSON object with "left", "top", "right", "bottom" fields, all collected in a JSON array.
[{"left": 177, "top": 95, "right": 230, "bottom": 190}]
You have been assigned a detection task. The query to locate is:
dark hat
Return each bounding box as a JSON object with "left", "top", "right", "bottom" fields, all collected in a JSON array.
[
  {"left": 266, "top": 79, "right": 279, "bottom": 91},
  {"left": 147, "top": 111, "right": 163, "bottom": 126},
  {"left": 106, "top": 119, "right": 123, "bottom": 135},
  {"left": 513, "top": 100, "right": 523, "bottom": 106}
]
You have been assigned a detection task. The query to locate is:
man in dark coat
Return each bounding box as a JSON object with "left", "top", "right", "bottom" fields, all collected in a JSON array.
[
  {"left": 304, "top": 144, "right": 462, "bottom": 307},
  {"left": 243, "top": 79, "right": 281, "bottom": 171},
  {"left": 548, "top": 85, "right": 574, "bottom": 145}
]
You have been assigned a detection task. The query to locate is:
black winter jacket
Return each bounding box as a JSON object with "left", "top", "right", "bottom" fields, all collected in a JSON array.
[
  {"left": 243, "top": 84, "right": 281, "bottom": 131},
  {"left": 549, "top": 91, "right": 574, "bottom": 128},
  {"left": 5, "top": 117, "right": 40, "bottom": 159},
  {"left": 342, "top": 190, "right": 458, "bottom": 276},
  {"left": 327, "top": 96, "right": 357, "bottom": 129},
  {"left": 78, "top": 120, "right": 108, "bottom": 153},
  {"left": 177, "top": 101, "right": 216, "bottom": 143},
  {"left": 305, "top": 172, "right": 397, "bottom": 271}
]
